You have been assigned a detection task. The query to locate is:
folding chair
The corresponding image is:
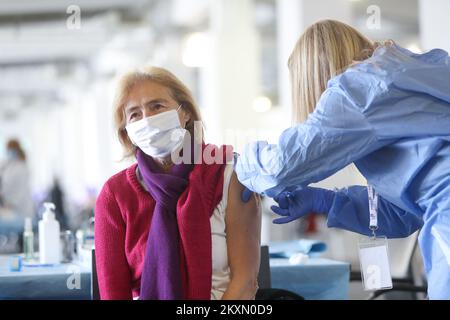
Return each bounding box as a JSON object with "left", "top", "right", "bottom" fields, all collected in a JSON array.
[
  {"left": 255, "top": 245, "right": 304, "bottom": 300},
  {"left": 91, "top": 249, "right": 100, "bottom": 300}
]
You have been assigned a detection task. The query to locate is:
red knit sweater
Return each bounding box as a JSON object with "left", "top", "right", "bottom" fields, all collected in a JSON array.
[
  {"left": 94, "top": 157, "right": 227, "bottom": 300},
  {"left": 95, "top": 164, "right": 156, "bottom": 299}
]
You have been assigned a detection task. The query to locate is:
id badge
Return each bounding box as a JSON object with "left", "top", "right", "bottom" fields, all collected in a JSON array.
[{"left": 358, "top": 236, "right": 393, "bottom": 291}]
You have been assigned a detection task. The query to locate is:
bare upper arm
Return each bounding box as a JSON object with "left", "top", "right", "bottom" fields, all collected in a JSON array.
[{"left": 225, "top": 171, "right": 262, "bottom": 281}]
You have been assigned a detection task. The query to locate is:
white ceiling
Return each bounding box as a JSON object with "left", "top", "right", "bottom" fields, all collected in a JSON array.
[{"left": 0, "top": 0, "right": 420, "bottom": 120}]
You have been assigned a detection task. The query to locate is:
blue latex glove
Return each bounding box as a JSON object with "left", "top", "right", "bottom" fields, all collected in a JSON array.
[
  {"left": 241, "top": 187, "right": 253, "bottom": 203},
  {"left": 271, "top": 187, "right": 335, "bottom": 224}
]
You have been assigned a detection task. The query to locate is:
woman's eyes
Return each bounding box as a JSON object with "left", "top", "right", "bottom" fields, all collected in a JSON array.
[
  {"left": 153, "top": 103, "right": 166, "bottom": 110},
  {"left": 128, "top": 104, "right": 168, "bottom": 120}
]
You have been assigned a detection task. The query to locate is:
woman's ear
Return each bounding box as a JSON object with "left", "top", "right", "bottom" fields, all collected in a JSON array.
[{"left": 181, "top": 109, "right": 191, "bottom": 128}]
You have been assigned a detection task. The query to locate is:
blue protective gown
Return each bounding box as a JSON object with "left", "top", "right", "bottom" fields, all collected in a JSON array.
[{"left": 235, "top": 44, "right": 450, "bottom": 299}]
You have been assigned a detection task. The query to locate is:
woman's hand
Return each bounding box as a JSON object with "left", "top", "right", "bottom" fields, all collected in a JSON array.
[{"left": 271, "top": 187, "right": 335, "bottom": 224}]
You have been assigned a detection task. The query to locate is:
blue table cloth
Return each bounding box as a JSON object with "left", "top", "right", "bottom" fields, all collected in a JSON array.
[
  {"left": 0, "top": 254, "right": 349, "bottom": 300},
  {"left": 0, "top": 255, "right": 91, "bottom": 300},
  {"left": 271, "top": 258, "right": 350, "bottom": 300}
]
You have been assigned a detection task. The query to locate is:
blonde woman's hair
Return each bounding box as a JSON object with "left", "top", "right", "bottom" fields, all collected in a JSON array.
[
  {"left": 288, "top": 19, "right": 376, "bottom": 123},
  {"left": 113, "top": 66, "right": 202, "bottom": 158}
]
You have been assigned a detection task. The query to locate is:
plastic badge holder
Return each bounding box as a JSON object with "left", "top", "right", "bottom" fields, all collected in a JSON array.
[{"left": 358, "top": 236, "right": 393, "bottom": 291}]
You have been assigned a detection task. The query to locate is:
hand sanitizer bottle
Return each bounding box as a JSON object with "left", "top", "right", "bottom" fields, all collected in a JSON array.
[
  {"left": 23, "top": 217, "right": 34, "bottom": 261},
  {"left": 38, "top": 202, "right": 60, "bottom": 264}
]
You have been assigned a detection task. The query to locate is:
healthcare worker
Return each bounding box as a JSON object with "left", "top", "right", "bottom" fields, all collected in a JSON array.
[
  {"left": 235, "top": 20, "right": 450, "bottom": 299},
  {"left": 0, "top": 139, "right": 34, "bottom": 230}
]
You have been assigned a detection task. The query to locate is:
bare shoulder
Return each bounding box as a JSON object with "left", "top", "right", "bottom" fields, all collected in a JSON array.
[{"left": 226, "top": 171, "right": 261, "bottom": 220}]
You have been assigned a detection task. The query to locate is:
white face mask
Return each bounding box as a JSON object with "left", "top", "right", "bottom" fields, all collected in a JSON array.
[{"left": 125, "top": 107, "right": 187, "bottom": 158}]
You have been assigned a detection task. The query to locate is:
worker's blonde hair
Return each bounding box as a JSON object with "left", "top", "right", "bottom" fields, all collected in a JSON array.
[
  {"left": 288, "top": 20, "right": 376, "bottom": 123},
  {"left": 113, "top": 66, "right": 202, "bottom": 158}
]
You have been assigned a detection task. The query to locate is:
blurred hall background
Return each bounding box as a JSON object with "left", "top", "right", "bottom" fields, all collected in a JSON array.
[{"left": 0, "top": 0, "right": 448, "bottom": 299}]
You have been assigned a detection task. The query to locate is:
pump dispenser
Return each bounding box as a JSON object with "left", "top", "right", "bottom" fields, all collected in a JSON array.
[{"left": 38, "top": 202, "right": 60, "bottom": 264}]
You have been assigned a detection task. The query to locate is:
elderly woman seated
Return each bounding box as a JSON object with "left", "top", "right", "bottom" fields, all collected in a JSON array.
[{"left": 95, "top": 66, "right": 261, "bottom": 300}]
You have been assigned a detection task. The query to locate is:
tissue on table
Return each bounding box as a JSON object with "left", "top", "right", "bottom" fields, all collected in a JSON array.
[{"left": 269, "top": 239, "right": 327, "bottom": 258}]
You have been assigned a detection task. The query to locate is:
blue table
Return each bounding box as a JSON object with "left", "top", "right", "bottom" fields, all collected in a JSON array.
[
  {"left": 0, "top": 255, "right": 349, "bottom": 300},
  {"left": 271, "top": 258, "right": 350, "bottom": 300},
  {"left": 0, "top": 255, "right": 91, "bottom": 300}
]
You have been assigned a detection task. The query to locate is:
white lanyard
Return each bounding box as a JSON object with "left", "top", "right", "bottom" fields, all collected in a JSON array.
[{"left": 367, "top": 185, "right": 378, "bottom": 238}]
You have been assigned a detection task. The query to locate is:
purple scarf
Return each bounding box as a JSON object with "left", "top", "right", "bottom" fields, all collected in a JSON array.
[{"left": 136, "top": 149, "right": 194, "bottom": 300}]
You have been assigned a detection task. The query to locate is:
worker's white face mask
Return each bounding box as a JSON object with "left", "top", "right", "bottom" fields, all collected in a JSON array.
[{"left": 125, "top": 106, "right": 187, "bottom": 158}]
